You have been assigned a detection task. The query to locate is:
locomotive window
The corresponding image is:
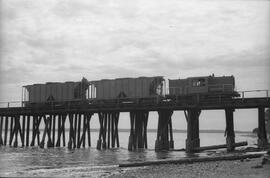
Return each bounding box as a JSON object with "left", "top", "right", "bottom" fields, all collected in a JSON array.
[{"left": 192, "top": 79, "right": 206, "bottom": 87}]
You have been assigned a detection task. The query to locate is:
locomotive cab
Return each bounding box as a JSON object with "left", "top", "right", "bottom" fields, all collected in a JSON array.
[{"left": 187, "top": 77, "right": 209, "bottom": 94}]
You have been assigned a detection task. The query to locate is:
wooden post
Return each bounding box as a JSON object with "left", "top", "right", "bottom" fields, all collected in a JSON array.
[
  {"left": 0, "top": 116, "right": 3, "bottom": 146},
  {"left": 77, "top": 114, "right": 81, "bottom": 148},
  {"left": 47, "top": 115, "right": 53, "bottom": 147},
  {"left": 257, "top": 107, "right": 268, "bottom": 148},
  {"left": 82, "top": 114, "right": 86, "bottom": 148},
  {"left": 68, "top": 113, "right": 74, "bottom": 149},
  {"left": 22, "top": 115, "right": 26, "bottom": 147},
  {"left": 143, "top": 112, "right": 148, "bottom": 149},
  {"left": 52, "top": 114, "right": 56, "bottom": 147},
  {"left": 62, "top": 114, "right": 66, "bottom": 147},
  {"left": 111, "top": 114, "right": 115, "bottom": 148},
  {"left": 87, "top": 114, "right": 91, "bottom": 147},
  {"left": 31, "top": 115, "right": 36, "bottom": 146},
  {"left": 115, "top": 113, "right": 120, "bottom": 148},
  {"left": 13, "top": 116, "right": 19, "bottom": 147},
  {"left": 102, "top": 113, "right": 107, "bottom": 149},
  {"left": 4, "top": 116, "right": 8, "bottom": 145},
  {"left": 74, "top": 114, "right": 77, "bottom": 148},
  {"left": 40, "top": 116, "right": 48, "bottom": 148},
  {"left": 56, "top": 115, "right": 61, "bottom": 147},
  {"left": 97, "top": 113, "right": 103, "bottom": 150},
  {"left": 9, "top": 116, "right": 14, "bottom": 146},
  {"left": 185, "top": 109, "right": 201, "bottom": 153},
  {"left": 128, "top": 113, "right": 135, "bottom": 151},
  {"left": 26, "top": 115, "right": 30, "bottom": 146},
  {"left": 107, "top": 113, "right": 111, "bottom": 149},
  {"left": 225, "top": 108, "right": 235, "bottom": 151}
]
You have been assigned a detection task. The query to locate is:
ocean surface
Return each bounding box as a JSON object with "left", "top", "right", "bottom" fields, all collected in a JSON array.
[{"left": 0, "top": 131, "right": 257, "bottom": 177}]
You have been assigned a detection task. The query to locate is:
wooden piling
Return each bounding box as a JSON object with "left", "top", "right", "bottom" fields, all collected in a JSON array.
[
  {"left": 4, "top": 116, "right": 8, "bottom": 145},
  {"left": 107, "top": 113, "right": 111, "bottom": 149},
  {"left": 257, "top": 107, "right": 268, "bottom": 148},
  {"left": 56, "top": 115, "right": 61, "bottom": 147},
  {"left": 68, "top": 113, "right": 74, "bottom": 149},
  {"left": 52, "top": 114, "right": 56, "bottom": 147},
  {"left": 22, "top": 115, "right": 26, "bottom": 147},
  {"left": 155, "top": 110, "right": 173, "bottom": 151},
  {"left": 185, "top": 109, "right": 201, "bottom": 153},
  {"left": 9, "top": 116, "right": 14, "bottom": 146},
  {"left": 0, "top": 116, "right": 3, "bottom": 146},
  {"left": 225, "top": 108, "right": 235, "bottom": 151},
  {"left": 26, "top": 115, "right": 30, "bottom": 146},
  {"left": 77, "top": 114, "right": 81, "bottom": 148},
  {"left": 13, "top": 116, "right": 19, "bottom": 147},
  {"left": 87, "top": 114, "right": 91, "bottom": 147},
  {"left": 62, "top": 114, "right": 66, "bottom": 147}
]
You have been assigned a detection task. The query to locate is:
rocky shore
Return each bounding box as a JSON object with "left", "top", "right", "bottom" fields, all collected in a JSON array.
[{"left": 108, "top": 153, "right": 270, "bottom": 178}]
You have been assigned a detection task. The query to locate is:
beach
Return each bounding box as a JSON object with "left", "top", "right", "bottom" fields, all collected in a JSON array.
[{"left": 109, "top": 156, "right": 270, "bottom": 178}]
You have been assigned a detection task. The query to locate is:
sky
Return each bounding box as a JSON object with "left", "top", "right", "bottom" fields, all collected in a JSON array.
[{"left": 0, "top": 0, "right": 269, "bottom": 131}]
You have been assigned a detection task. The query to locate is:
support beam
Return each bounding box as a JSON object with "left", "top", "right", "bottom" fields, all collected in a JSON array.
[
  {"left": 155, "top": 110, "right": 174, "bottom": 151},
  {"left": 257, "top": 107, "right": 268, "bottom": 148},
  {"left": 185, "top": 109, "right": 201, "bottom": 153}
]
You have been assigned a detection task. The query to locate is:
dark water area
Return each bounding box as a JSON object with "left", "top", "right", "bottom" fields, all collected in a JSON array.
[{"left": 0, "top": 132, "right": 257, "bottom": 177}]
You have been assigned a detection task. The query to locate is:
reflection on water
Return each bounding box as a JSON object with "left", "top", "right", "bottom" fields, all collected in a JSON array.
[{"left": 0, "top": 132, "right": 257, "bottom": 177}]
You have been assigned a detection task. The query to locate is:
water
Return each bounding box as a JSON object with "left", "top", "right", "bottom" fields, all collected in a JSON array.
[{"left": 0, "top": 131, "right": 257, "bottom": 177}]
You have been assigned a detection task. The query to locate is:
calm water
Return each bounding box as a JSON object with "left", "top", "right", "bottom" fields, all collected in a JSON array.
[{"left": 0, "top": 131, "right": 257, "bottom": 177}]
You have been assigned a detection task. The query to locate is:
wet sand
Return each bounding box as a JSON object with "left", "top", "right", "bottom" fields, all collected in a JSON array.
[{"left": 108, "top": 157, "right": 270, "bottom": 178}]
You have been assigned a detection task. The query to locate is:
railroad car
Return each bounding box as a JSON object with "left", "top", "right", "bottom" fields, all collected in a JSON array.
[
  {"left": 23, "top": 78, "right": 89, "bottom": 106},
  {"left": 168, "top": 75, "right": 238, "bottom": 97},
  {"left": 89, "top": 76, "right": 164, "bottom": 103}
]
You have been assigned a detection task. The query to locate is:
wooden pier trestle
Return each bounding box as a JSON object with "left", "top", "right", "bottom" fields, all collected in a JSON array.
[
  {"left": 0, "top": 113, "right": 93, "bottom": 149},
  {"left": 128, "top": 111, "right": 149, "bottom": 151},
  {"left": 68, "top": 113, "right": 92, "bottom": 149},
  {"left": 257, "top": 107, "right": 268, "bottom": 148},
  {"left": 155, "top": 110, "right": 174, "bottom": 151},
  {"left": 185, "top": 109, "right": 201, "bottom": 153},
  {"left": 96, "top": 112, "right": 120, "bottom": 150}
]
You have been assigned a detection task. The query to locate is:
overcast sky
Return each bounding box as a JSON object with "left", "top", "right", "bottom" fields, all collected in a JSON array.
[{"left": 0, "top": 0, "right": 269, "bottom": 131}]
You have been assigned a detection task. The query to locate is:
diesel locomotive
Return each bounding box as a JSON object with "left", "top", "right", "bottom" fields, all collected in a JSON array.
[{"left": 22, "top": 74, "right": 238, "bottom": 106}]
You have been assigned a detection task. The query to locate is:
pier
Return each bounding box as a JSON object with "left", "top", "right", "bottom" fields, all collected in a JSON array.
[{"left": 0, "top": 90, "right": 269, "bottom": 152}]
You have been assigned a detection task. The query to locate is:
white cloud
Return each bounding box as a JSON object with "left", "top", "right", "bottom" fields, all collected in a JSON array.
[{"left": 0, "top": 0, "right": 269, "bottom": 98}]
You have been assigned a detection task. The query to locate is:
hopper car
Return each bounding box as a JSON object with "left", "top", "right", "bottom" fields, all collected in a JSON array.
[{"left": 22, "top": 74, "right": 238, "bottom": 107}]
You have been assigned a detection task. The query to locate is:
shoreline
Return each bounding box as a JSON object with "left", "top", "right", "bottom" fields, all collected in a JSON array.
[{"left": 108, "top": 157, "right": 270, "bottom": 178}]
